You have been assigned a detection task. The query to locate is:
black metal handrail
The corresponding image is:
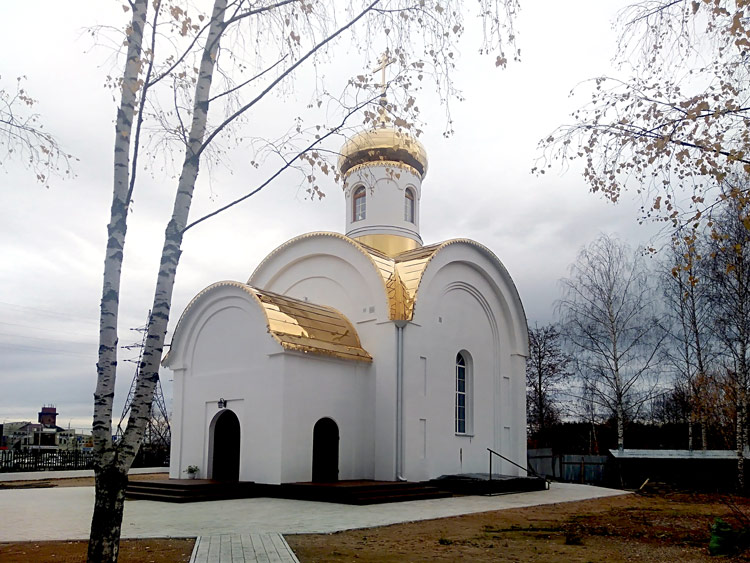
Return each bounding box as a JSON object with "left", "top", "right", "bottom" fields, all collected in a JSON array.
[{"left": 487, "top": 447, "right": 548, "bottom": 483}]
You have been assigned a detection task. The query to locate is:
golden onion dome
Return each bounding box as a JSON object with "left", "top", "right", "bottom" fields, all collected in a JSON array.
[{"left": 338, "top": 126, "right": 428, "bottom": 179}]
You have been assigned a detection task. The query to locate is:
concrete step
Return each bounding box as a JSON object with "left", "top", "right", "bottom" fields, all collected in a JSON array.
[{"left": 125, "top": 479, "right": 257, "bottom": 502}]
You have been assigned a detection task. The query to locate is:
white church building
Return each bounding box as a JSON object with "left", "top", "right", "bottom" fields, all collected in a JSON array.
[{"left": 164, "top": 121, "right": 529, "bottom": 485}]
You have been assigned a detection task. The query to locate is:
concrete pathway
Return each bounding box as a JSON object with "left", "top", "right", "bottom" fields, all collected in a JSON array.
[
  {"left": 0, "top": 481, "right": 628, "bottom": 542},
  {"left": 190, "top": 533, "right": 299, "bottom": 563}
]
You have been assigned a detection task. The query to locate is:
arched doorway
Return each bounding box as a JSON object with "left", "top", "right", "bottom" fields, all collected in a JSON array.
[
  {"left": 312, "top": 417, "right": 339, "bottom": 482},
  {"left": 211, "top": 410, "right": 240, "bottom": 481}
]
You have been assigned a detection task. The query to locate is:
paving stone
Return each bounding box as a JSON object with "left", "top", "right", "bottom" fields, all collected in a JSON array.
[{"left": 0, "top": 482, "right": 629, "bottom": 542}]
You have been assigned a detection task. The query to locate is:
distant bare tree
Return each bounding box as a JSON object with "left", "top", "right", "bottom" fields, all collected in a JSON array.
[
  {"left": 577, "top": 378, "right": 604, "bottom": 454},
  {"left": 660, "top": 236, "right": 714, "bottom": 449},
  {"left": 559, "top": 234, "right": 667, "bottom": 450},
  {"left": 526, "top": 323, "right": 571, "bottom": 440},
  {"left": 650, "top": 383, "right": 692, "bottom": 426}
]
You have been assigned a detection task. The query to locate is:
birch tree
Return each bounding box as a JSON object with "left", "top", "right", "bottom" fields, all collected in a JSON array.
[
  {"left": 90, "top": 0, "right": 518, "bottom": 560},
  {"left": 660, "top": 236, "right": 714, "bottom": 449},
  {"left": 537, "top": 0, "right": 750, "bottom": 230},
  {"left": 558, "top": 234, "right": 667, "bottom": 450}
]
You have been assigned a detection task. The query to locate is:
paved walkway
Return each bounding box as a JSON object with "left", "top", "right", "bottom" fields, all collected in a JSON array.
[
  {"left": 0, "top": 481, "right": 628, "bottom": 542},
  {"left": 190, "top": 533, "right": 299, "bottom": 563}
]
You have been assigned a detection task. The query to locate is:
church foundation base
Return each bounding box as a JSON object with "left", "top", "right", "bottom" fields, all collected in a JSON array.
[
  {"left": 125, "top": 475, "right": 546, "bottom": 503},
  {"left": 269, "top": 480, "right": 452, "bottom": 505},
  {"left": 124, "top": 478, "right": 257, "bottom": 503},
  {"left": 428, "top": 473, "right": 548, "bottom": 496}
]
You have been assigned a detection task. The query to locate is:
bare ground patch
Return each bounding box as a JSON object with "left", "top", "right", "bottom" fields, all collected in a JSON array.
[{"left": 287, "top": 491, "right": 750, "bottom": 562}]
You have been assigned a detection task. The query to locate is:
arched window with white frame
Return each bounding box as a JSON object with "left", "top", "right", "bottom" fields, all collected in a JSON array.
[
  {"left": 455, "top": 351, "right": 473, "bottom": 434},
  {"left": 353, "top": 185, "right": 366, "bottom": 222},
  {"left": 404, "top": 187, "right": 415, "bottom": 223}
]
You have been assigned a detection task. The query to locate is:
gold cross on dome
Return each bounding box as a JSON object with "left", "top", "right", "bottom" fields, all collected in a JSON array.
[{"left": 372, "top": 51, "right": 392, "bottom": 98}]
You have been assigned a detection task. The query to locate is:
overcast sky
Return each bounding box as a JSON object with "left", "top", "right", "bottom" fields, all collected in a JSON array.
[{"left": 0, "top": 0, "right": 661, "bottom": 430}]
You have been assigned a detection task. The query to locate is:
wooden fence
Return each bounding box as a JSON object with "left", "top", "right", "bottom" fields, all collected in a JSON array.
[{"left": 527, "top": 448, "right": 608, "bottom": 485}]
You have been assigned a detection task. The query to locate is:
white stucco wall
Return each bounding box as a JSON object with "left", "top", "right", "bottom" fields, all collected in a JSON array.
[
  {"left": 280, "top": 353, "right": 374, "bottom": 482},
  {"left": 251, "top": 234, "right": 400, "bottom": 480},
  {"left": 404, "top": 243, "right": 528, "bottom": 480},
  {"left": 167, "top": 287, "right": 285, "bottom": 482}
]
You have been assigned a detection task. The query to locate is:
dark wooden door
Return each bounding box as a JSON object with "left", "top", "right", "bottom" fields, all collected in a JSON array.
[
  {"left": 212, "top": 410, "right": 240, "bottom": 481},
  {"left": 312, "top": 417, "right": 339, "bottom": 482}
]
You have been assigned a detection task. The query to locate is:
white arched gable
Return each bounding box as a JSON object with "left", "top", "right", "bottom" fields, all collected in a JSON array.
[
  {"left": 166, "top": 280, "right": 372, "bottom": 371},
  {"left": 249, "top": 232, "right": 392, "bottom": 322},
  {"left": 441, "top": 280, "right": 501, "bottom": 352},
  {"left": 164, "top": 282, "right": 280, "bottom": 372},
  {"left": 411, "top": 241, "right": 528, "bottom": 357}
]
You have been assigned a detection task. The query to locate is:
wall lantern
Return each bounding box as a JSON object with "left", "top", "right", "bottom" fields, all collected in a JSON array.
[{"left": 217, "top": 398, "right": 227, "bottom": 409}]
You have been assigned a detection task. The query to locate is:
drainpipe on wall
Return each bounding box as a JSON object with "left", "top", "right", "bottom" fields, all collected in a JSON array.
[{"left": 395, "top": 320, "right": 408, "bottom": 481}]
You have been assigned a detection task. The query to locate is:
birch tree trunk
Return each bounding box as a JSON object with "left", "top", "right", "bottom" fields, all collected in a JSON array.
[
  {"left": 89, "top": 1, "right": 226, "bottom": 560},
  {"left": 737, "top": 341, "right": 748, "bottom": 491},
  {"left": 737, "top": 383, "right": 746, "bottom": 491},
  {"left": 117, "top": 0, "right": 227, "bottom": 471},
  {"left": 735, "top": 251, "right": 748, "bottom": 491},
  {"left": 702, "top": 198, "right": 750, "bottom": 491},
  {"left": 689, "top": 282, "right": 709, "bottom": 451},
  {"left": 616, "top": 390, "right": 625, "bottom": 450},
  {"left": 88, "top": 1, "right": 148, "bottom": 560}
]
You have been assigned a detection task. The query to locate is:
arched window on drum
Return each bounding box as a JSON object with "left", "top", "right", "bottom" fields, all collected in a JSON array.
[
  {"left": 353, "top": 186, "right": 366, "bottom": 222},
  {"left": 404, "top": 187, "right": 415, "bottom": 223}
]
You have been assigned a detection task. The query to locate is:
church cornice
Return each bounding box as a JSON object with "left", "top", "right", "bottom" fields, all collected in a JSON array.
[{"left": 342, "top": 160, "right": 422, "bottom": 184}]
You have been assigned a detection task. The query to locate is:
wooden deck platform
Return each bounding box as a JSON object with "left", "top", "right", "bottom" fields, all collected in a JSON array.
[
  {"left": 126, "top": 475, "right": 544, "bottom": 503},
  {"left": 270, "top": 479, "right": 451, "bottom": 504},
  {"left": 125, "top": 478, "right": 451, "bottom": 504},
  {"left": 126, "top": 478, "right": 256, "bottom": 503}
]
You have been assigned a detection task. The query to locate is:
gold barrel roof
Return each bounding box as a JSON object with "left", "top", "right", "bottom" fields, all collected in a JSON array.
[
  {"left": 338, "top": 127, "right": 428, "bottom": 178},
  {"left": 254, "top": 287, "right": 372, "bottom": 362},
  {"left": 167, "top": 281, "right": 372, "bottom": 364}
]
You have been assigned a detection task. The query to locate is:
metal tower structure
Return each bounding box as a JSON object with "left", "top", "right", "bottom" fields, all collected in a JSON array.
[{"left": 116, "top": 311, "right": 171, "bottom": 448}]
